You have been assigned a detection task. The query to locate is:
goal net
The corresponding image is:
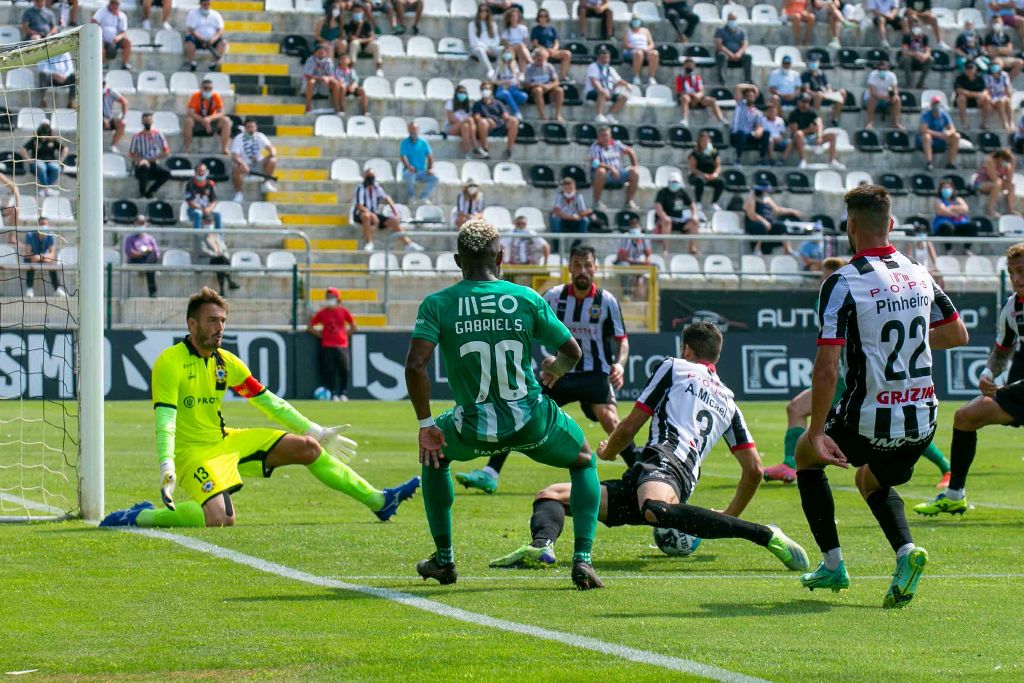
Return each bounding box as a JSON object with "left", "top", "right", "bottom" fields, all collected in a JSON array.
[{"left": 0, "top": 25, "right": 103, "bottom": 522}]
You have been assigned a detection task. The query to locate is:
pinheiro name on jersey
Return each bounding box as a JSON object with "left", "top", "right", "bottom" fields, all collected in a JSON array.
[{"left": 873, "top": 293, "right": 932, "bottom": 316}]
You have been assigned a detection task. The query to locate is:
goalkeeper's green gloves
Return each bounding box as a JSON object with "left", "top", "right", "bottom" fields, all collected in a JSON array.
[
  {"left": 159, "top": 459, "right": 177, "bottom": 510},
  {"left": 305, "top": 423, "right": 358, "bottom": 463}
]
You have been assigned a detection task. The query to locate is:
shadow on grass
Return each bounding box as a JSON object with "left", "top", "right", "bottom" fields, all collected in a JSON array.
[
  {"left": 602, "top": 598, "right": 872, "bottom": 618},
  {"left": 224, "top": 583, "right": 572, "bottom": 603}
]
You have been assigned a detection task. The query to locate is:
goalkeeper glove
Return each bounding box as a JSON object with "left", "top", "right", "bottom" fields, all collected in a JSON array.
[
  {"left": 306, "top": 423, "right": 358, "bottom": 463},
  {"left": 159, "top": 459, "right": 177, "bottom": 511}
]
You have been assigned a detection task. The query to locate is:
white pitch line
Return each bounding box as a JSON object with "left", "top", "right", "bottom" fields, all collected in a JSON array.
[
  {"left": 328, "top": 573, "right": 1024, "bottom": 582},
  {"left": 0, "top": 493, "right": 64, "bottom": 514},
  {"left": 125, "top": 527, "right": 770, "bottom": 683}
]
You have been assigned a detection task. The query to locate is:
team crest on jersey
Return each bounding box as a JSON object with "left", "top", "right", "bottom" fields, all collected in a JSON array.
[
  {"left": 590, "top": 305, "right": 601, "bottom": 318},
  {"left": 201, "top": 480, "right": 215, "bottom": 493},
  {"left": 215, "top": 366, "right": 227, "bottom": 383}
]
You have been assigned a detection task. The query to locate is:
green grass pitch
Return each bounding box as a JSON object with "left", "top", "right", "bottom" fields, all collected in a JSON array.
[{"left": 3, "top": 399, "right": 1024, "bottom": 681}]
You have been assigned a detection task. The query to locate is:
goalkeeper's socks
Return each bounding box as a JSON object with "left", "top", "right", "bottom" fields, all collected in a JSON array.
[
  {"left": 783, "top": 426, "right": 805, "bottom": 469},
  {"left": 307, "top": 452, "right": 385, "bottom": 511},
  {"left": 641, "top": 500, "right": 773, "bottom": 546},
  {"left": 921, "top": 442, "right": 951, "bottom": 474},
  {"left": 530, "top": 497, "right": 566, "bottom": 546},
  {"left": 136, "top": 500, "right": 205, "bottom": 528},
  {"left": 422, "top": 462, "right": 455, "bottom": 547},
  {"left": 568, "top": 453, "right": 599, "bottom": 563}
]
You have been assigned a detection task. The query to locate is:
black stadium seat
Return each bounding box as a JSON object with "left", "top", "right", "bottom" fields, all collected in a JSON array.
[
  {"left": 911, "top": 174, "right": 936, "bottom": 197},
  {"left": 931, "top": 50, "right": 953, "bottom": 72},
  {"left": 701, "top": 127, "right": 724, "bottom": 147},
  {"left": 865, "top": 48, "right": 890, "bottom": 65},
  {"left": 785, "top": 171, "right": 812, "bottom": 194},
  {"left": 885, "top": 130, "right": 913, "bottom": 153},
  {"left": 280, "top": 34, "right": 310, "bottom": 60},
  {"left": 723, "top": 169, "right": 748, "bottom": 193},
  {"left": 565, "top": 41, "right": 589, "bottom": 64},
  {"left": 656, "top": 43, "right": 680, "bottom": 66},
  {"left": 751, "top": 170, "right": 778, "bottom": 191},
  {"left": 165, "top": 155, "right": 192, "bottom": 177},
  {"left": 854, "top": 129, "right": 883, "bottom": 152},
  {"left": 529, "top": 164, "right": 556, "bottom": 188},
  {"left": 201, "top": 156, "right": 228, "bottom": 182},
  {"left": 942, "top": 173, "right": 973, "bottom": 197},
  {"left": 0, "top": 150, "right": 25, "bottom": 175},
  {"left": 879, "top": 173, "right": 907, "bottom": 196},
  {"left": 972, "top": 216, "right": 995, "bottom": 234},
  {"left": 636, "top": 125, "right": 663, "bottom": 148},
  {"left": 561, "top": 164, "right": 590, "bottom": 189},
  {"left": 541, "top": 122, "right": 568, "bottom": 145},
  {"left": 977, "top": 131, "right": 1003, "bottom": 153},
  {"left": 899, "top": 90, "right": 919, "bottom": 113},
  {"left": 668, "top": 125, "right": 693, "bottom": 148},
  {"left": 593, "top": 42, "right": 620, "bottom": 63},
  {"left": 573, "top": 123, "right": 597, "bottom": 145},
  {"left": 609, "top": 124, "right": 631, "bottom": 143},
  {"left": 147, "top": 200, "right": 177, "bottom": 226},
  {"left": 904, "top": 215, "right": 930, "bottom": 233},
  {"left": 837, "top": 48, "right": 863, "bottom": 69},
  {"left": 811, "top": 214, "right": 835, "bottom": 232},
  {"left": 517, "top": 121, "right": 537, "bottom": 144},
  {"left": 562, "top": 82, "right": 581, "bottom": 107},
  {"left": 683, "top": 44, "right": 713, "bottom": 66},
  {"left": 110, "top": 199, "right": 139, "bottom": 225},
  {"left": 615, "top": 210, "right": 640, "bottom": 231},
  {"left": 806, "top": 47, "right": 832, "bottom": 69}
]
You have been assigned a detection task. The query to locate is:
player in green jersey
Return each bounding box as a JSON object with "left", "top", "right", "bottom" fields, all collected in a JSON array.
[
  {"left": 100, "top": 287, "right": 419, "bottom": 528},
  {"left": 405, "top": 219, "right": 604, "bottom": 590}
]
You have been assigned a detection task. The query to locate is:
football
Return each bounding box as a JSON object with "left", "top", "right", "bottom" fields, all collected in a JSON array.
[
  {"left": 313, "top": 386, "right": 332, "bottom": 401},
  {"left": 652, "top": 527, "right": 702, "bottom": 557}
]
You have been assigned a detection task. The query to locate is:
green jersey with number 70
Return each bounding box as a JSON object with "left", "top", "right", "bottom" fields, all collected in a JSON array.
[{"left": 412, "top": 279, "right": 572, "bottom": 442}]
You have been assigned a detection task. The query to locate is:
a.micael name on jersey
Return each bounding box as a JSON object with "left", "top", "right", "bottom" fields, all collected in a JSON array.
[{"left": 685, "top": 373, "right": 729, "bottom": 419}]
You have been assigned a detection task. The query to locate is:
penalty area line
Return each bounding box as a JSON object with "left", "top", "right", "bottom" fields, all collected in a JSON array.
[
  {"left": 125, "top": 527, "right": 770, "bottom": 683},
  {"left": 328, "top": 573, "right": 1024, "bottom": 582}
]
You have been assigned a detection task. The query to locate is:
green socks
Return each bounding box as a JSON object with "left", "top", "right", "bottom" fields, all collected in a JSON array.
[
  {"left": 783, "top": 426, "right": 805, "bottom": 469},
  {"left": 136, "top": 500, "right": 206, "bottom": 528},
  {"left": 568, "top": 453, "right": 600, "bottom": 563},
  {"left": 307, "top": 452, "right": 385, "bottom": 511},
  {"left": 921, "top": 442, "right": 951, "bottom": 474},
  {"left": 422, "top": 463, "right": 455, "bottom": 564}
]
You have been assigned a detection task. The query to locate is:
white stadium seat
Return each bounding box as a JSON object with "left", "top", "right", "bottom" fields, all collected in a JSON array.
[
  {"left": 377, "top": 35, "right": 405, "bottom": 57},
  {"left": 654, "top": 166, "right": 683, "bottom": 187},
  {"left": 426, "top": 78, "right": 455, "bottom": 100},
  {"left": 814, "top": 171, "right": 845, "bottom": 195},
  {"left": 437, "top": 37, "right": 468, "bottom": 57},
  {"left": 394, "top": 77, "right": 425, "bottom": 100},
  {"left": 541, "top": 0, "right": 569, "bottom": 21},
  {"left": 493, "top": 162, "right": 526, "bottom": 186},
  {"left": 155, "top": 28, "right": 184, "bottom": 54},
  {"left": 346, "top": 115, "right": 378, "bottom": 139},
  {"left": 750, "top": 4, "right": 779, "bottom": 25},
  {"left": 136, "top": 70, "right": 168, "bottom": 95},
  {"left": 58, "top": 246, "right": 78, "bottom": 265},
  {"left": 379, "top": 116, "right": 409, "bottom": 139},
  {"left": 315, "top": 115, "right": 346, "bottom": 138},
  {"left": 845, "top": 171, "right": 873, "bottom": 191},
  {"left": 6, "top": 67, "right": 35, "bottom": 90},
  {"left": 401, "top": 251, "right": 436, "bottom": 274},
  {"left": 217, "top": 201, "right": 247, "bottom": 228},
  {"left": 483, "top": 206, "right": 513, "bottom": 231},
  {"left": 162, "top": 249, "right": 191, "bottom": 266},
  {"left": 407, "top": 36, "right": 437, "bottom": 58},
  {"left": 461, "top": 160, "right": 493, "bottom": 185},
  {"left": 103, "top": 153, "right": 128, "bottom": 178},
  {"left": 711, "top": 211, "right": 741, "bottom": 234},
  {"left": 436, "top": 252, "right": 460, "bottom": 272},
  {"left": 361, "top": 76, "right": 392, "bottom": 99},
  {"left": 169, "top": 71, "right": 199, "bottom": 96},
  {"left": 330, "top": 158, "right": 362, "bottom": 182},
  {"left": 105, "top": 69, "right": 136, "bottom": 94},
  {"left": 369, "top": 252, "right": 400, "bottom": 272},
  {"left": 248, "top": 202, "right": 282, "bottom": 227},
  {"left": 231, "top": 251, "right": 262, "bottom": 269},
  {"left": 432, "top": 161, "right": 461, "bottom": 185},
  {"left": 514, "top": 206, "right": 545, "bottom": 229},
  {"left": 266, "top": 251, "right": 297, "bottom": 270},
  {"left": 364, "top": 158, "right": 395, "bottom": 183}
]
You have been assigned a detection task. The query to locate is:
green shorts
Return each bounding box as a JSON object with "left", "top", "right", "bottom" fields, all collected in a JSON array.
[
  {"left": 175, "top": 427, "right": 287, "bottom": 504},
  {"left": 435, "top": 395, "right": 585, "bottom": 468}
]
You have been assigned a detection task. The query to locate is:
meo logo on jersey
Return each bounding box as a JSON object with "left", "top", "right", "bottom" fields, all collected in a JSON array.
[{"left": 457, "top": 295, "right": 519, "bottom": 316}]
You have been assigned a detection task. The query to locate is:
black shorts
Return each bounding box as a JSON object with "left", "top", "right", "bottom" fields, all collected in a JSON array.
[
  {"left": 602, "top": 443, "right": 695, "bottom": 527},
  {"left": 103, "top": 39, "right": 124, "bottom": 58},
  {"left": 543, "top": 370, "right": 615, "bottom": 408},
  {"left": 994, "top": 380, "right": 1024, "bottom": 427},
  {"left": 824, "top": 417, "right": 933, "bottom": 487}
]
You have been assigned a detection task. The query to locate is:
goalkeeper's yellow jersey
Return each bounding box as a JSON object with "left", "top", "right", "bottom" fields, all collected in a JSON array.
[{"left": 151, "top": 337, "right": 267, "bottom": 447}]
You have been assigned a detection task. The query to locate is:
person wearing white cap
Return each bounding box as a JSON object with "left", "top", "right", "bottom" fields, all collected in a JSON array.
[{"left": 654, "top": 171, "right": 700, "bottom": 256}]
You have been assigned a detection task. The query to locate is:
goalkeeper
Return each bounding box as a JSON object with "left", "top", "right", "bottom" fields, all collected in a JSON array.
[{"left": 101, "top": 287, "right": 420, "bottom": 528}]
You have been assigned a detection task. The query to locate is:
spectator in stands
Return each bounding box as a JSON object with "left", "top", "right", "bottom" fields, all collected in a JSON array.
[
  {"left": 303, "top": 42, "right": 342, "bottom": 114},
  {"left": 616, "top": 216, "right": 652, "bottom": 299},
  {"left": 21, "top": 0, "right": 58, "bottom": 40},
  {"left": 316, "top": 0, "right": 348, "bottom": 59},
  {"left": 308, "top": 287, "right": 357, "bottom": 401},
  {"left": 200, "top": 229, "right": 239, "bottom": 293},
  {"left": 446, "top": 84, "right": 487, "bottom": 158},
  {"left": 390, "top": 0, "right": 422, "bottom": 36},
  {"left": 788, "top": 94, "right": 845, "bottom": 169},
  {"left": 141, "top": 0, "right": 172, "bottom": 31},
  {"left": 688, "top": 129, "right": 724, "bottom": 211},
  {"left": 714, "top": 12, "right": 752, "bottom": 83},
  {"left": 185, "top": 162, "right": 222, "bottom": 231},
  {"left": 589, "top": 125, "right": 639, "bottom": 211},
  {"left": 931, "top": 179, "right": 974, "bottom": 252},
  {"left": 783, "top": 0, "right": 816, "bottom": 46},
  {"left": 800, "top": 54, "right": 845, "bottom": 127},
  {"left": 493, "top": 50, "right": 528, "bottom": 119},
  {"left": 230, "top": 118, "right": 278, "bottom": 202},
  {"left": 353, "top": 167, "right": 423, "bottom": 252},
  {"left": 761, "top": 103, "right": 792, "bottom": 165},
  {"left": 500, "top": 7, "right": 531, "bottom": 69},
  {"left": 20, "top": 121, "right": 66, "bottom": 198},
  {"left": 654, "top": 171, "right": 699, "bottom": 255},
  {"left": 904, "top": 0, "right": 949, "bottom": 49},
  {"left": 501, "top": 216, "right": 550, "bottom": 265},
  {"left": 1013, "top": 103, "right": 1024, "bottom": 153},
  {"left": 975, "top": 147, "right": 1018, "bottom": 218},
  {"left": 334, "top": 53, "right": 368, "bottom": 115},
  {"left": 455, "top": 179, "right": 484, "bottom": 227},
  {"left": 898, "top": 19, "right": 932, "bottom": 89},
  {"left": 183, "top": 78, "right": 231, "bottom": 154},
  {"left": 664, "top": 0, "right": 699, "bottom": 43},
  {"left": 0, "top": 171, "right": 20, "bottom": 228},
  {"left": 37, "top": 50, "right": 75, "bottom": 108},
  {"left": 523, "top": 48, "right": 564, "bottom": 122},
  {"left": 985, "top": 61, "right": 1015, "bottom": 130},
  {"left": 91, "top": 0, "right": 131, "bottom": 70},
  {"left": 985, "top": 0, "right": 1024, "bottom": 41},
  {"left": 550, "top": 176, "right": 592, "bottom": 234},
  {"left": 743, "top": 184, "right": 799, "bottom": 256},
  {"left": 124, "top": 216, "right": 160, "bottom": 297},
  {"left": 918, "top": 95, "right": 960, "bottom": 171},
  {"left": 586, "top": 47, "right": 631, "bottom": 124},
  {"left": 955, "top": 21, "right": 982, "bottom": 70},
  {"left": 473, "top": 83, "right": 520, "bottom": 159},
  {"left": 730, "top": 86, "right": 768, "bottom": 166},
  {"left": 866, "top": 0, "right": 901, "bottom": 49},
  {"left": 676, "top": 57, "right": 724, "bottom": 127},
  {"left": 768, "top": 55, "right": 802, "bottom": 109},
  {"left": 621, "top": 14, "right": 659, "bottom": 87},
  {"left": 530, "top": 9, "right": 571, "bottom": 82},
  {"left": 483, "top": 0, "right": 524, "bottom": 16},
  {"left": 469, "top": 4, "right": 502, "bottom": 78},
  {"left": 984, "top": 17, "right": 1023, "bottom": 79},
  {"left": 863, "top": 59, "right": 903, "bottom": 130},
  {"left": 798, "top": 238, "right": 823, "bottom": 271},
  {"left": 184, "top": 0, "right": 226, "bottom": 71},
  {"left": 102, "top": 79, "right": 128, "bottom": 154},
  {"left": 22, "top": 218, "right": 66, "bottom": 298},
  {"left": 815, "top": 0, "right": 851, "bottom": 50},
  {"left": 345, "top": 3, "right": 384, "bottom": 78},
  {"left": 577, "top": 0, "right": 612, "bottom": 40},
  {"left": 954, "top": 61, "right": 989, "bottom": 129},
  {"left": 399, "top": 120, "right": 438, "bottom": 204}
]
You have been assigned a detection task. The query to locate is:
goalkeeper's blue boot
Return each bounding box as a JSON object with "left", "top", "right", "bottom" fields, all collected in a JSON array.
[
  {"left": 800, "top": 560, "right": 850, "bottom": 592},
  {"left": 454, "top": 468, "right": 498, "bottom": 494},
  {"left": 883, "top": 546, "right": 928, "bottom": 609},
  {"left": 99, "top": 501, "right": 154, "bottom": 527},
  {"left": 375, "top": 476, "right": 421, "bottom": 521}
]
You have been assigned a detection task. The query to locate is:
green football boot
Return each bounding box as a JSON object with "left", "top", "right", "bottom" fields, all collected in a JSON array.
[
  {"left": 913, "top": 493, "right": 968, "bottom": 517},
  {"left": 489, "top": 542, "right": 557, "bottom": 568},
  {"left": 883, "top": 546, "right": 928, "bottom": 609},
  {"left": 454, "top": 468, "right": 499, "bottom": 494},
  {"left": 800, "top": 560, "right": 850, "bottom": 592},
  {"left": 766, "top": 525, "right": 810, "bottom": 571}
]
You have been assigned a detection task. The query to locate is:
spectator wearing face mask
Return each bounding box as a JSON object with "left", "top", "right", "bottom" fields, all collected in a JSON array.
[
  {"left": 743, "top": 185, "right": 798, "bottom": 256},
  {"left": 129, "top": 112, "right": 171, "bottom": 198},
  {"left": 22, "top": 218, "right": 66, "bottom": 298},
  {"left": 955, "top": 61, "right": 990, "bottom": 129},
  {"left": 931, "top": 180, "right": 974, "bottom": 253},
  {"left": 472, "top": 83, "right": 520, "bottom": 159},
  {"left": 863, "top": 59, "right": 903, "bottom": 130},
  {"left": 455, "top": 179, "right": 484, "bottom": 228},
  {"left": 621, "top": 14, "right": 659, "bottom": 86},
  {"left": 800, "top": 56, "right": 845, "bottom": 128},
  {"left": 183, "top": 78, "right": 231, "bottom": 154},
  {"left": 345, "top": 3, "right": 384, "bottom": 78},
  {"left": 446, "top": 84, "right": 487, "bottom": 158},
  {"left": 985, "top": 60, "right": 1014, "bottom": 130},
  {"left": 500, "top": 215, "right": 550, "bottom": 265},
  {"left": 898, "top": 20, "right": 931, "bottom": 89},
  {"left": 984, "top": 18, "right": 1024, "bottom": 79},
  {"left": 730, "top": 86, "right": 768, "bottom": 166},
  {"left": 550, "top": 176, "right": 592, "bottom": 234},
  {"left": 714, "top": 13, "right": 752, "bottom": 83},
  {"left": 399, "top": 121, "right": 438, "bottom": 204},
  {"left": 124, "top": 215, "right": 160, "bottom": 297},
  {"left": 986, "top": 0, "right": 1024, "bottom": 41},
  {"left": 676, "top": 58, "right": 724, "bottom": 127},
  {"left": 185, "top": 162, "right": 222, "bottom": 231},
  {"left": 866, "top": 0, "right": 901, "bottom": 49},
  {"left": 523, "top": 47, "right": 564, "bottom": 121},
  {"left": 688, "top": 130, "right": 724, "bottom": 211},
  {"left": 200, "top": 229, "right": 239, "bottom": 293},
  {"left": 768, "top": 55, "right": 802, "bottom": 108},
  {"left": 19, "top": 121, "right": 66, "bottom": 198},
  {"left": 334, "top": 53, "right": 369, "bottom": 115},
  {"left": 654, "top": 171, "right": 699, "bottom": 256},
  {"left": 308, "top": 287, "right": 358, "bottom": 401},
  {"left": 492, "top": 50, "right": 528, "bottom": 119},
  {"left": 918, "top": 95, "right": 960, "bottom": 171},
  {"left": 303, "top": 42, "right": 342, "bottom": 114},
  {"left": 955, "top": 21, "right": 982, "bottom": 70},
  {"left": 316, "top": 0, "right": 348, "bottom": 59},
  {"left": 615, "top": 217, "right": 652, "bottom": 299},
  {"left": 586, "top": 47, "right": 631, "bottom": 124},
  {"left": 974, "top": 147, "right": 1017, "bottom": 218},
  {"left": 354, "top": 168, "right": 423, "bottom": 252},
  {"left": 183, "top": 0, "right": 226, "bottom": 72}
]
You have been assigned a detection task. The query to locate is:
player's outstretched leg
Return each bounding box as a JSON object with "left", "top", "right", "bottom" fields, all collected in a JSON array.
[
  {"left": 304, "top": 449, "right": 421, "bottom": 521},
  {"left": 455, "top": 452, "right": 508, "bottom": 493},
  {"left": 915, "top": 427, "right": 975, "bottom": 516},
  {"left": 417, "top": 461, "right": 458, "bottom": 585},
  {"left": 100, "top": 500, "right": 207, "bottom": 528},
  {"left": 490, "top": 495, "right": 564, "bottom": 568},
  {"left": 920, "top": 442, "right": 951, "bottom": 489},
  {"left": 568, "top": 452, "right": 602, "bottom": 590}
]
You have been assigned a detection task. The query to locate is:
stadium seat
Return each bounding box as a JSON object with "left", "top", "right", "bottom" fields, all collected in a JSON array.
[
  {"left": 746, "top": 45, "right": 772, "bottom": 71},
  {"left": 461, "top": 160, "right": 493, "bottom": 185},
  {"left": 315, "top": 115, "right": 346, "bottom": 138},
  {"left": 655, "top": 43, "right": 680, "bottom": 67},
  {"left": 644, "top": 84, "right": 674, "bottom": 107},
  {"left": 483, "top": 206, "right": 513, "bottom": 231},
  {"left": 899, "top": 90, "right": 919, "bottom": 113},
  {"left": 972, "top": 216, "right": 995, "bottom": 235},
  {"left": 885, "top": 130, "right": 913, "bottom": 153},
  {"left": 654, "top": 166, "right": 683, "bottom": 188},
  {"left": 879, "top": 173, "right": 907, "bottom": 196},
  {"left": 845, "top": 171, "right": 872, "bottom": 190},
  {"left": 16, "top": 195, "right": 37, "bottom": 224},
  {"left": 740, "top": 254, "right": 767, "bottom": 275},
  {"left": 668, "top": 126, "right": 693, "bottom": 149},
  {"left": 162, "top": 249, "right": 191, "bottom": 266},
  {"left": 41, "top": 197, "right": 73, "bottom": 223},
  {"left": 720, "top": 3, "right": 749, "bottom": 22},
  {"left": 0, "top": 26, "right": 19, "bottom": 45},
  {"left": 376, "top": 35, "right": 405, "bottom": 57},
  {"left": 814, "top": 171, "right": 844, "bottom": 195},
  {"left": 458, "top": 78, "right": 482, "bottom": 99},
  {"left": 230, "top": 251, "right": 262, "bottom": 269},
  {"left": 217, "top": 201, "right": 247, "bottom": 228},
  {"left": 942, "top": 174, "right": 973, "bottom": 198},
  {"left": 369, "top": 252, "right": 400, "bottom": 272},
  {"left": 977, "top": 131, "right": 1003, "bottom": 153},
  {"left": 280, "top": 34, "right": 311, "bottom": 60},
  {"left": 106, "top": 69, "right": 136, "bottom": 95},
  {"left": 166, "top": 156, "right": 193, "bottom": 179},
  {"left": 514, "top": 206, "right": 546, "bottom": 229},
  {"left": 636, "top": 125, "right": 664, "bottom": 148},
  {"left": 750, "top": 3, "right": 779, "bottom": 25},
  {"left": 426, "top": 78, "right": 454, "bottom": 101},
  {"left": 346, "top": 116, "right": 378, "bottom": 138},
  {"left": 431, "top": 161, "right": 460, "bottom": 185},
  {"left": 103, "top": 248, "right": 122, "bottom": 265},
  {"left": 201, "top": 157, "right": 228, "bottom": 183},
  {"left": 806, "top": 47, "right": 832, "bottom": 69},
  {"left": 266, "top": 251, "right": 297, "bottom": 270},
  {"left": 854, "top": 129, "right": 883, "bottom": 153},
  {"left": 921, "top": 89, "right": 948, "bottom": 110},
  {"left": 542, "top": 122, "right": 569, "bottom": 145},
  {"left": 362, "top": 76, "right": 392, "bottom": 100},
  {"left": 414, "top": 117, "right": 441, "bottom": 137},
  {"left": 394, "top": 77, "right": 425, "bottom": 100},
  {"left": 103, "top": 153, "right": 128, "bottom": 178},
  {"left": 723, "top": 169, "right": 748, "bottom": 193},
  {"left": 17, "top": 107, "right": 48, "bottom": 132},
  {"left": 493, "top": 163, "right": 526, "bottom": 186},
  {"left": 615, "top": 210, "right": 640, "bottom": 231},
  {"left": 248, "top": 202, "right": 282, "bottom": 227},
  {"left": 837, "top": 48, "right": 863, "bottom": 70},
  {"left": 999, "top": 215, "right": 1024, "bottom": 235},
  {"left": 711, "top": 211, "right": 741, "bottom": 234},
  {"left": 5, "top": 67, "right": 34, "bottom": 91},
  {"left": 704, "top": 255, "right": 738, "bottom": 282},
  {"left": 529, "top": 164, "right": 557, "bottom": 188},
  {"left": 435, "top": 252, "right": 460, "bottom": 273},
  {"left": 110, "top": 199, "right": 139, "bottom": 225},
  {"left": 169, "top": 71, "right": 199, "bottom": 96},
  {"left": 379, "top": 116, "right": 409, "bottom": 139},
  {"left": 414, "top": 204, "right": 446, "bottom": 225},
  {"left": 401, "top": 252, "right": 436, "bottom": 275},
  {"left": 152, "top": 111, "right": 180, "bottom": 135},
  {"left": 407, "top": 36, "right": 437, "bottom": 58},
  {"left": 561, "top": 164, "right": 590, "bottom": 189},
  {"left": 691, "top": 3, "right": 719, "bottom": 27},
  {"left": 958, "top": 8, "right": 984, "bottom": 26},
  {"left": 364, "top": 158, "right": 395, "bottom": 183},
  {"left": 437, "top": 37, "right": 467, "bottom": 57},
  {"left": 147, "top": 200, "right": 177, "bottom": 226},
  {"left": 701, "top": 127, "right": 725, "bottom": 147},
  {"left": 751, "top": 170, "right": 778, "bottom": 192},
  {"left": 964, "top": 255, "right": 994, "bottom": 277},
  {"left": 450, "top": 0, "right": 476, "bottom": 16},
  {"left": 931, "top": 50, "right": 953, "bottom": 72},
  {"left": 934, "top": 255, "right": 960, "bottom": 278},
  {"left": 573, "top": 123, "right": 597, "bottom": 146},
  {"left": 911, "top": 174, "right": 936, "bottom": 197},
  {"left": 634, "top": 165, "right": 655, "bottom": 190},
  {"left": 668, "top": 254, "right": 701, "bottom": 280},
  {"left": 330, "top": 158, "right": 361, "bottom": 182},
  {"left": 57, "top": 246, "right": 78, "bottom": 266},
  {"left": 542, "top": 0, "right": 570, "bottom": 21},
  {"left": 155, "top": 29, "right": 184, "bottom": 55}
]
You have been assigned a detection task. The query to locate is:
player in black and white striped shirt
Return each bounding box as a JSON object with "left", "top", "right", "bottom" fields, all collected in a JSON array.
[
  {"left": 916, "top": 242, "right": 1024, "bottom": 518},
  {"left": 795, "top": 185, "right": 968, "bottom": 608},
  {"left": 489, "top": 321, "right": 809, "bottom": 573},
  {"left": 456, "top": 243, "right": 639, "bottom": 493}
]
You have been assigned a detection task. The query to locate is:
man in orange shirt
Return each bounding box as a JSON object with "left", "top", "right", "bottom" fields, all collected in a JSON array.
[
  {"left": 183, "top": 78, "right": 231, "bottom": 154},
  {"left": 307, "top": 287, "right": 358, "bottom": 401}
]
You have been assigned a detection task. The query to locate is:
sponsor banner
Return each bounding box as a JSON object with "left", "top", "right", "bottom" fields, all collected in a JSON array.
[{"left": 0, "top": 330, "right": 1000, "bottom": 402}]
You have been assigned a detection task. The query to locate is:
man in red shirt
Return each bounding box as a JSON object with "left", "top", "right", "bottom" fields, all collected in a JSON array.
[{"left": 307, "top": 287, "right": 358, "bottom": 400}]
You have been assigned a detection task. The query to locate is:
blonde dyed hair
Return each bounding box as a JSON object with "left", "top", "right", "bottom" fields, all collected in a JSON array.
[{"left": 458, "top": 218, "right": 500, "bottom": 254}]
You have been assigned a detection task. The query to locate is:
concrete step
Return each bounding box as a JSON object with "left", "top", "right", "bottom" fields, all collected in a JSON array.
[{"left": 284, "top": 238, "right": 358, "bottom": 250}]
